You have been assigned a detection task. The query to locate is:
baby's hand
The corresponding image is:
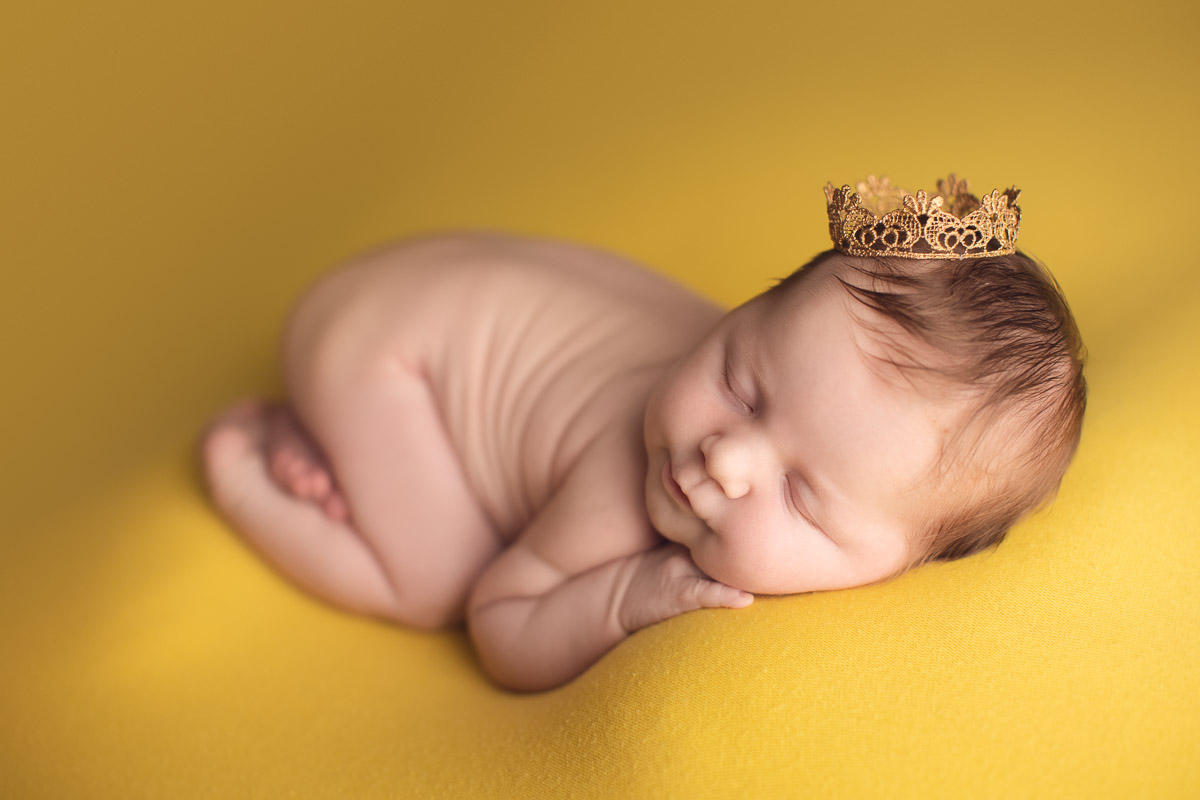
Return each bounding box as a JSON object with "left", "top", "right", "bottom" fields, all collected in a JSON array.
[{"left": 617, "top": 543, "right": 753, "bottom": 634}]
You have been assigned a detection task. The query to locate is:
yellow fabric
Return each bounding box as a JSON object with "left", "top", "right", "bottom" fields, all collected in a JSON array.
[{"left": 3, "top": 1, "right": 1198, "bottom": 796}]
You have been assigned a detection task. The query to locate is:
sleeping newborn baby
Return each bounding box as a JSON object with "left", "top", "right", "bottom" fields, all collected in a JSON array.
[{"left": 201, "top": 177, "right": 1086, "bottom": 691}]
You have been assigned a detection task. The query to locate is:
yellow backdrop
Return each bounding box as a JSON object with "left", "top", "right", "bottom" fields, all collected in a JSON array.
[{"left": 3, "top": 1, "right": 1198, "bottom": 797}]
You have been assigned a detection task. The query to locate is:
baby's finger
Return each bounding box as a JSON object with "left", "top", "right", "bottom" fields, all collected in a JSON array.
[{"left": 687, "top": 578, "right": 754, "bottom": 610}]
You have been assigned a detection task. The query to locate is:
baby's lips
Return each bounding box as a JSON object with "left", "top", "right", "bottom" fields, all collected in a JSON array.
[{"left": 662, "top": 458, "right": 693, "bottom": 510}]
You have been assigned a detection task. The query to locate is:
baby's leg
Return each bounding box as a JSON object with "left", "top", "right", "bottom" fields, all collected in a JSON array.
[
  {"left": 281, "top": 345, "right": 505, "bottom": 630},
  {"left": 201, "top": 399, "right": 400, "bottom": 619},
  {"left": 206, "top": 239, "right": 504, "bottom": 629}
]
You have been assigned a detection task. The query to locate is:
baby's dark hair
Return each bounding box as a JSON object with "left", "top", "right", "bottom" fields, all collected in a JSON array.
[{"left": 773, "top": 248, "right": 1087, "bottom": 568}]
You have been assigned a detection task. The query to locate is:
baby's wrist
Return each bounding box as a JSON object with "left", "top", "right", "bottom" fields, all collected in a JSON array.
[{"left": 611, "top": 550, "right": 650, "bottom": 634}]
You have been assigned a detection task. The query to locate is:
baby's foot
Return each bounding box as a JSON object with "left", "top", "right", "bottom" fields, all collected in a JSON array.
[
  {"left": 200, "top": 397, "right": 276, "bottom": 517},
  {"left": 263, "top": 404, "right": 351, "bottom": 523}
]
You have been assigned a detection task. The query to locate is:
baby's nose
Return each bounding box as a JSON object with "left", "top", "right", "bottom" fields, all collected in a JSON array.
[{"left": 700, "top": 434, "right": 751, "bottom": 500}]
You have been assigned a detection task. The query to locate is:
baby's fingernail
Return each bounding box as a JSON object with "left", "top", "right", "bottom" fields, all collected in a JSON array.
[{"left": 734, "top": 591, "right": 754, "bottom": 606}]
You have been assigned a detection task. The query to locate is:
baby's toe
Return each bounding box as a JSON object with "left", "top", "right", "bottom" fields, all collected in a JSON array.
[
  {"left": 321, "top": 492, "right": 350, "bottom": 523},
  {"left": 289, "top": 460, "right": 332, "bottom": 500},
  {"left": 267, "top": 448, "right": 297, "bottom": 488},
  {"left": 301, "top": 467, "right": 331, "bottom": 499},
  {"left": 268, "top": 448, "right": 332, "bottom": 501}
]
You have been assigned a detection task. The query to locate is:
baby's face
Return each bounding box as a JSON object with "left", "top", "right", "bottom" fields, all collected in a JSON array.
[{"left": 643, "top": 265, "right": 946, "bottom": 594}]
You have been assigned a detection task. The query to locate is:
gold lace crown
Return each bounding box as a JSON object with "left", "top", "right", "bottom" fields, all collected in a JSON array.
[{"left": 824, "top": 174, "right": 1021, "bottom": 259}]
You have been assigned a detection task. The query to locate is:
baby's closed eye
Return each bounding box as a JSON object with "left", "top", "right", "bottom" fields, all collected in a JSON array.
[
  {"left": 721, "top": 354, "right": 755, "bottom": 414},
  {"left": 784, "top": 474, "right": 830, "bottom": 540}
]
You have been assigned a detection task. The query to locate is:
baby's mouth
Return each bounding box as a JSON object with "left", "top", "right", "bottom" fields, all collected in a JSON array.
[{"left": 662, "top": 458, "right": 692, "bottom": 510}]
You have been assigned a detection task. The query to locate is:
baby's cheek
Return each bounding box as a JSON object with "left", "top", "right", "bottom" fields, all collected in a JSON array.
[
  {"left": 694, "top": 541, "right": 758, "bottom": 591},
  {"left": 709, "top": 532, "right": 819, "bottom": 594}
]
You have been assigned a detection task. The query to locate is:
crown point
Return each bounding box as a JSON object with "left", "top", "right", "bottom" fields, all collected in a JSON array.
[{"left": 824, "top": 175, "right": 1021, "bottom": 260}]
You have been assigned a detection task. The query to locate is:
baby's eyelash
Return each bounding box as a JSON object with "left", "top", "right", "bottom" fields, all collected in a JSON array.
[
  {"left": 783, "top": 475, "right": 801, "bottom": 516},
  {"left": 722, "top": 357, "right": 753, "bottom": 414},
  {"left": 784, "top": 475, "right": 825, "bottom": 536}
]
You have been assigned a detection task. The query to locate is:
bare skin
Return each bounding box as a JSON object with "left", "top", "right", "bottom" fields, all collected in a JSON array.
[
  {"left": 264, "top": 404, "right": 350, "bottom": 523},
  {"left": 202, "top": 231, "right": 936, "bottom": 691},
  {"left": 201, "top": 231, "right": 752, "bottom": 691}
]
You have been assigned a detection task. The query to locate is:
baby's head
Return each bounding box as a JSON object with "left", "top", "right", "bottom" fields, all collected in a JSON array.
[{"left": 643, "top": 178, "right": 1086, "bottom": 594}]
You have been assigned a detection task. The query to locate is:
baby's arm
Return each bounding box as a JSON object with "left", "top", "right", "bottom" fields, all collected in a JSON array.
[{"left": 467, "top": 438, "right": 751, "bottom": 692}]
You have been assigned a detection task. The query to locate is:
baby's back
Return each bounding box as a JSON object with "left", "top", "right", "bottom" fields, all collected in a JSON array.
[{"left": 280, "top": 231, "right": 722, "bottom": 540}]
